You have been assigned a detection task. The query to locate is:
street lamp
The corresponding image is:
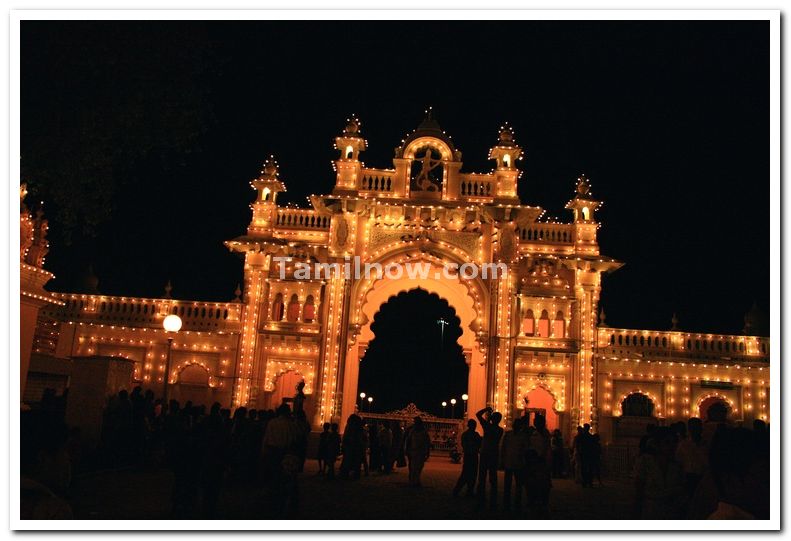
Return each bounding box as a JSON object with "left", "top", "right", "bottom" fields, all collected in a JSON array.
[
  {"left": 450, "top": 398, "right": 457, "bottom": 419},
  {"left": 359, "top": 392, "right": 366, "bottom": 411},
  {"left": 162, "top": 314, "right": 182, "bottom": 404},
  {"left": 367, "top": 396, "right": 373, "bottom": 412},
  {"left": 462, "top": 393, "right": 469, "bottom": 418},
  {"left": 442, "top": 401, "right": 448, "bottom": 417}
]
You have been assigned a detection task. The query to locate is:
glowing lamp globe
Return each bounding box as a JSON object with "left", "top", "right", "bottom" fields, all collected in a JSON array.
[
  {"left": 462, "top": 394, "right": 469, "bottom": 401},
  {"left": 450, "top": 398, "right": 457, "bottom": 405},
  {"left": 442, "top": 401, "right": 447, "bottom": 407},
  {"left": 368, "top": 397, "right": 373, "bottom": 403},
  {"left": 163, "top": 314, "right": 183, "bottom": 333},
  {"left": 360, "top": 392, "right": 366, "bottom": 399}
]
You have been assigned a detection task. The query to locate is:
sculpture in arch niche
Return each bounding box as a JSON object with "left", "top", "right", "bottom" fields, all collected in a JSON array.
[{"left": 410, "top": 145, "right": 443, "bottom": 192}]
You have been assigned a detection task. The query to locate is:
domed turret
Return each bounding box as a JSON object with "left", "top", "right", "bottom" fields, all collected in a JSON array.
[
  {"left": 333, "top": 115, "right": 367, "bottom": 191},
  {"left": 251, "top": 155, "right": 286, "bottom": 201},
  {"left": 248, "top": 155, "right": 286, "bottom": 235},
  {"left": 489, "top": 122, "right": 522, "bottom": 170},
  {"left": 487, "top": 122, "right": 522, "bottom": 199}
]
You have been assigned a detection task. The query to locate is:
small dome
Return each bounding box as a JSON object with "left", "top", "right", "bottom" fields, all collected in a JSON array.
[
  {"left": 498, "top": 123, "right": 516, "bottom": 146},
  {"left": 396, "top": 107, "right": 459, "bottom": 159},
  {"left": 343, "top": 115, "right": 361, "bottom": 136},
  {"left": 260, "top": 155, "right": 279, "bottom": 179}
]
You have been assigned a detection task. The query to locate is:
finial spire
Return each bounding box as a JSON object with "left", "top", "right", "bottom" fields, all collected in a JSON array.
[
  {"left": 598, "top": 307, "right": 607, "bottom": 327},
  {"left": 671, "top": 312, "right": 679, "bottom": 331},
  {"left": 576, "top": 173, "right": 591, "bottom": 196},
  {"left": 234, "top": 283, "right": 242, "bottom": 302},
  {"left": 164, "top": 280, "right": 173, "bottom": 299}
]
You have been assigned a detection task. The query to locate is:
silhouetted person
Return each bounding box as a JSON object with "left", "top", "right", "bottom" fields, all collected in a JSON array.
[
  {"left": 501, "top": 417, "right": 530, "bottom": 512},
  {"left": 195, "top": 402, "right": 228, "bottom": 518},
  {"left": 294, "top": 410, "right": 311, "bottom": 473},
  {"left": 578, "top": 423, "right": 595, "bottom": 487},
  {"left": 378, "top": 422, "right": 393, "bottom": 474},
  {"left": 476, "top": 406, "right": 503, "bottom": 510},
  {"left": 20, "top": 411, "right": 73, "bottom": 519},
  {"left": 453, "top": 419, "right": 482, "bottom": 497},
  {"left": 702, "top": 402, "right": 730, "bottom": 446},
  {"left": 368, "top": 421, "right": 381, "bottom": 473},
  {"left": 570, "top": 426, "right": 584, "bottom": 483},
  {"left": 526, "top": 414, "right": 552, "bottom": 515},
  {"left": 262, "top": 404, "right": 299, "bottom": 516},
  {"left": 676, "top": 417, "right": 707, "bottom": 499},
  {"left": 392, "top": 421, "right": 406, "bottom": 469},
  {"left": 324, "top": 423, "right": 342, "bottom": 480},
  {"left": 405, "top": 416, "right": 431, "bottom": 487},
  {"left": 707, "top": 426, "right": 769, "bottom": 519},
  {"left": 639, "top": 423, "right": 657, "bottom": 456},
  {"left": 551, "top": 429, "right": 565, "bottom": 478},
  {"left": 284, "top": 379, "right": 306, "bottom": 416},
  {"left": 318, "top": 422, "right": 331, "bottom": 475},
  {"left": 340, "top": 414, "right": 365, "bottom": 479},
  {"left": 361, "top": 420, "right": 370, "bottom": 476},
  {"left": 633, "top": 426, "right": 684, "bottom": 519}
]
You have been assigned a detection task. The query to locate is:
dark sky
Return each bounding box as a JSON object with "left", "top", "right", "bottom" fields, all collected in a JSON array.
[{"left": 21, "top": 20, "right": 769, "bottom": 337}]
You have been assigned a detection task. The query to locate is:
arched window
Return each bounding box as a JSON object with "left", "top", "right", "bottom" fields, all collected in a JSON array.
[
  {"left": 271, "top": 293, "right": 284, "bottom": 321},
  {"left": 553, "top": 311, "right": 565, "bottom": 338},
  {"left": 522, "top": 309, "right": 535, "bottom": 336},
  {"left": 286, "top": 294, "right": 300, "bottom": 322},
  {"left": 303, "top": 295, "right": 316, "bottom": 323},
  {"left": 621, "top": 393, "right": 655, "bottom": 417},
  {"left": 537, "top": 310, "right": 550, "bottom": 338}
]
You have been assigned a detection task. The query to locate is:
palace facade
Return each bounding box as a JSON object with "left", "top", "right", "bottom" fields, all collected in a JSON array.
[{"left": 23, "top": 112, "right": 770, "bottom": 441}]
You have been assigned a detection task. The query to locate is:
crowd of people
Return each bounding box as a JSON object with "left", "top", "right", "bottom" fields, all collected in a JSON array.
[
  {"left": 631, "top": 405, "right": 770, "bottom": 519},
  {"left": 20, "top": 382, "right": 770, "bottom": 521}
]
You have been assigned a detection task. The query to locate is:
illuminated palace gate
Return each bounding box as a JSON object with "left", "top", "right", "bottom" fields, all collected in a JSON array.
[
  {"left": 224, "top": 112, "right": 619, "bottom": 433},
  {"left": 34, "top": 112, "right": 770, "bottom": 438}
]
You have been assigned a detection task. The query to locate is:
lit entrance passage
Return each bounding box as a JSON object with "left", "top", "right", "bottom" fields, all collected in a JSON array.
[
  {"left": 357, "top": 289, "right": 468, "bottom": 417},
  {"left": 174, "top": 364, "right": 212, "bottom": 407},
  {"left": 524, "top": 386, "right": 559, "bottom": 432}
]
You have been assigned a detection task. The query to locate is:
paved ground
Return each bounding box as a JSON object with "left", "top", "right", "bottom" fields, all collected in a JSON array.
[{"left": 68, "top": 457, "right": 634, "bottom": 521}]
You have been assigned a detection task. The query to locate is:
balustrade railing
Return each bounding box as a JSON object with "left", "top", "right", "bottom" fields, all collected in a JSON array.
[
  {"left": 517, "top": 223, "right": 575, "bottom": 244},
  {"left": 599, "top": 328, "right": 769, "bottom": 361},
  {"left": 275, "top": 209, "right": 330, "bottom": 230},
  {"left": 44, "top": 294, "right": 243, "bottom": 332}
]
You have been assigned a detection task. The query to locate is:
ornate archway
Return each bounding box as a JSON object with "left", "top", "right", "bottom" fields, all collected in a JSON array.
[{"left": 338, "top": 247, "right": 490, "bottom": 427}]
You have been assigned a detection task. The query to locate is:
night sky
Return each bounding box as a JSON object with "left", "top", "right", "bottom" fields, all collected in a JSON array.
[{"left": 22, "top": 20, "right": 769, "bottom": 343}]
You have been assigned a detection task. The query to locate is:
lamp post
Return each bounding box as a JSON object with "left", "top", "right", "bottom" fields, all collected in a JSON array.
[
  {"left": 442, "top": 401, "right": 448, "bottom": 417},
  {"left": 367, "top": 396, "right": 373, "bottom": 412},
  {"left": 359, "top": 392, "right": 366, "bottom": 411},
  {"left": 450, "top": 398, "right": 457, "bottom": 419},
  {"left": 162, "top": 314, "right": 182, "bottom": 404},
  {"left": 462, "top": 393, "right": 469, "bottom": 418}
]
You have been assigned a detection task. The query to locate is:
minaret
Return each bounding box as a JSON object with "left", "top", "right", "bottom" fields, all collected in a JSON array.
[
  {"left": 248, "top": 155, "right": 286, "bottom": 236},
  {"left": 488, "top": 123, "right": 522, "bottom": 199},
  {"left": 565, "top": 174, "right": 601, "bottom": 255},
  {"left": 333, "top": 115, "right": 366, "bottom": 192},
  {"left": 20, "top": 184, "right": 62, "bottom": 401}
]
